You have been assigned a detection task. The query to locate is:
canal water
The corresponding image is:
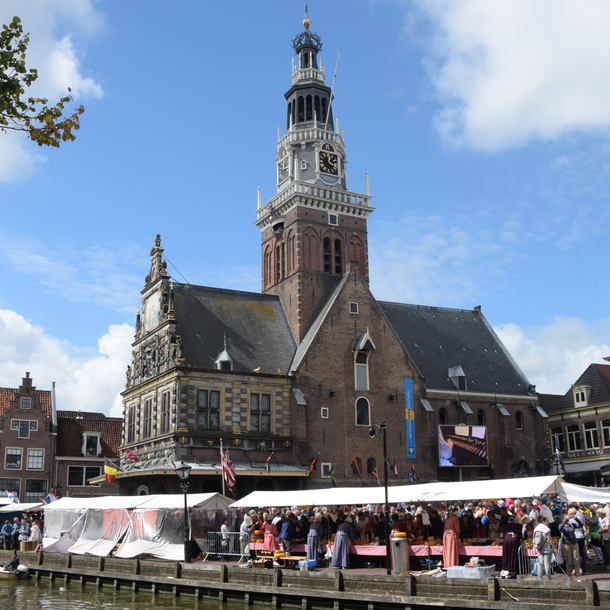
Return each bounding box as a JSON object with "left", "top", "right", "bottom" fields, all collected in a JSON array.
[{"left": 3, "top": 580, "right": 256, "bottom": 610}]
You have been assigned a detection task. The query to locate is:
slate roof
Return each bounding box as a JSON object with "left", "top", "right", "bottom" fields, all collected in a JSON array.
[
  {"left": 378, "top": 302, "right": 532, "bottom": 396},
  {"left": 173, "top": 283, "right": 297, "bottom": 376},
  {"left": 543, "top": 363, "right": 610, "bottom": 414},
  {"left": 56, "top": 411, "right": 122, "bottom": 458},
  {"left": 0, "top": 388, "right": 52, "bottom": 417},
  {"left": 538, "top": 393, "right": 563, "bottom": 414}
]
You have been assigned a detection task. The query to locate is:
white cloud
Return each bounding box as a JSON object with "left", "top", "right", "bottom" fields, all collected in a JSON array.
[
  {"left": 0, "top": 232, "right": 143, "bottom": 314},
  {"left": 0, "top": 309, "right": 132, "bottom": 417},
  {"left": 0, "top": 1, "right": 103, "bottom": 181},
  {"left": 494, "top": 317, "right": 610, "bottom": 395},
  {"left": 412, "top": 0, "right": 610, "bottom": 150}
]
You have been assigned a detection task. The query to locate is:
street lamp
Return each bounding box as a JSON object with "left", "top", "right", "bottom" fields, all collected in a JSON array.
[
  {"left": 174, "top": 461, "right": 192, "bottom": 563},
  {"left": 368, "top": 422, "right": 391, "bottom": 575}
]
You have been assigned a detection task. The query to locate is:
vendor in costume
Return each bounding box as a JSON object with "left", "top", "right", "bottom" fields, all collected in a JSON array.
[
  {"left": 331, "top": 517, "right": 353, "bottom": 570},
  {"left": 501, "top": 517, "right": 521, "bottom": 573},
  {"left": 443, "top": 511, "right": 461, "bottom": 568},
  {"left": 262, "top": 515, "right": 279, "bottom": 551},
  {"left": 307, "top": 515, "right": 324, "bottom": 564}
]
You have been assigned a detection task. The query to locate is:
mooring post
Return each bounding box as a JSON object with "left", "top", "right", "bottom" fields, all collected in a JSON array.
[
  {"left": 586, "top": 579, "right": 600, "bottom": 607},
  {"left": 405, "top": 574, "right": 417, "bottom": 597},
  {"left": 273, "top": 567, "right": 283, "bottom": 588},
  {"left": 134, "top": 558, "right": 140, "bottom": 575},
  {"left": 334, "top": 570, "right": 344, "bottom": 592},
  {"left": 174, "top": 561, "right": 181, "bottom": 579},
  {"left": 219, "top": 563, "right": 228, "bottom": 583},
  {"left": 488, "top": 577, "right": 500, "bottom": 602}
]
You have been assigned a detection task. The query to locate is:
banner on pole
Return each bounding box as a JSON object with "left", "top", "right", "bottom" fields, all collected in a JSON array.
[{"left": 404, "top": 379, "right": 416, "bottom": 459}]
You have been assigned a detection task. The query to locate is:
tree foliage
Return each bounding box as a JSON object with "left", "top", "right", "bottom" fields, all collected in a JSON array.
[{"left": 0, "top": 16, "right": 84, "bottom": 147}]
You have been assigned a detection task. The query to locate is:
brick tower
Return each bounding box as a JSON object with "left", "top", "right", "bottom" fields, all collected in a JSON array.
[{"left": 256, "top": 7, "right": 374, "bottom": 343}]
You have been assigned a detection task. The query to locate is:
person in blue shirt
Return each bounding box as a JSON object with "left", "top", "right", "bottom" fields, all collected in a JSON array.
[
  {"left": 279, "top": 512, "right": 295, "bottom": 556},
  {"left": 1, "top": 520, "right": 13, "bottom": 550}
]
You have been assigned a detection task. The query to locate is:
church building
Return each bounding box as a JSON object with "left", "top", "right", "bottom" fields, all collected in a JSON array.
[{"left": 117, "top": 10, "right": 550, "bottom": 497}]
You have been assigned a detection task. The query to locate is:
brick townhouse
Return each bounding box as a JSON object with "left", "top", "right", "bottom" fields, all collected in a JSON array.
[
  {"left": 116, "top": 10, "right": 549, "bottom": 497},
  {"left": 0, "top": 373, "right": 122, "bottom": 501}
]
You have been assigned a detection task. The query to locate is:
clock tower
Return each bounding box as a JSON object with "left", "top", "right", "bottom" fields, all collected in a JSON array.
[{"left": 256, "top": 8, "right": 374, "bottom": 342}]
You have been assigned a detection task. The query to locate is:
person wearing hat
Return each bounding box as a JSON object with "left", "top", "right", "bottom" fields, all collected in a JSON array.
[
  {"left": 307, "top": 515, "right": 324, "bottom": 565},
  {"left": 502, "top": 517, "right": 522, "bottom": 573},
  {"left": 443, "top": 511, "right": 461, "bottom": 568},
  {"left": 331, "top": 516, "right": 353, "bottom": 569}
]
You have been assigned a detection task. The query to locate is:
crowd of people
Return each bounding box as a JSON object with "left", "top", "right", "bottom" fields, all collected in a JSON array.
[
  {"left": 1, "top": 517, "right": 41, "bottom": 551},
  {"left": 223, "top": 495, "right": 610, "bottom": 578}
]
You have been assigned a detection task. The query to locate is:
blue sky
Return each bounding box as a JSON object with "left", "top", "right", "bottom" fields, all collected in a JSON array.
[{"left": 1, "top": 0, "right": 610, "bottom": 415}]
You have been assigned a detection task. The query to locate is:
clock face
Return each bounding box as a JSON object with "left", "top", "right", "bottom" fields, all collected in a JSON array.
[
  {"left": 319, "top": 151, "right": 339, "bottom": 175},
  {"left": 278, "top": 151, "right": 289, "bottom": 182}
]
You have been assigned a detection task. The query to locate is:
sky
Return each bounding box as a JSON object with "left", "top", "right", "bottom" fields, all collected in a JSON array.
[{"left": 1, "top": 0, "right": 610, "bottom": 417}]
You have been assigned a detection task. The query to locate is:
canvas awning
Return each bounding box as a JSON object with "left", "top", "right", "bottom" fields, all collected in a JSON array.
[
  {"left": 0, "top": 502, "right": 44, "bottom": 512},
  {"left": 559, "top": 482, "right": 610, "bottom": 503},
  {"left": 231, "top": 475, "right": 564, "bottom": 508},
  {"left": 563, "top": 459, "right": 610, "bottom": 474}
]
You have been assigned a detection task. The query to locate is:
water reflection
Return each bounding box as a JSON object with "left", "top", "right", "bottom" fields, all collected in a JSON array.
[{"left": 3, "top": 580, "right": 248, "bottom": 610}]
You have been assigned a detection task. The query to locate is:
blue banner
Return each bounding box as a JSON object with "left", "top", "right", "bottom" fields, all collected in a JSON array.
[{"left": 404, "top": 379, "right": 416, "bottom": 459}]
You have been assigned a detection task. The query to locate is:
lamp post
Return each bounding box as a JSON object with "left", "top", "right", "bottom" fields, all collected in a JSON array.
[
  {"left": 174, "top": 461, "right": 192, "bottom": 563},
  {"left": 368, "top": 421, "right": 391, "bottom": 575}
]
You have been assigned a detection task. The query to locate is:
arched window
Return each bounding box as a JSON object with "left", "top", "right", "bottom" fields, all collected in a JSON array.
[
  {"left": 323, "top": 237, "right": 331, "bottom": 273},
  {"left": 367, "top": 458, "right": 376, "bottom": 475},
  {"left": 567, "top": 424, "right": 581, "bottom": 452},
  {"left": 356, "top": 397, "right": 370, "bottom": 426},
  {"left": 551, "top": 426, "right": 565, "bottom": 452},
  {"left": 276, "top": 245, "right": 281, "bottom": 282},
  {"left": 306, "top": 95, "right": 313, "bottom": 121},
  {"left": 477, "top": 410, "right": 485, "bottom": 426},
  {"left": 286, "top": 104, "right": 291, "bottom": 130},
  {"left": 298, "top": 96, "right": 305, "bottom": 122},
  {"left": 515, "top": 411, "right": 523, "bottom": 430},
  {"left": 334, "top": 239, "right": 342, "bottom": 274},
  {"left": 321, "top": 98, "right": 328, "bottom": 124},
  {"left": 315, "top": 96, "right": 321, "bottom": 121},
  {"left": 584, "top": 421, "right": 599, "bottom": 449},
  {"left": 439, "top": 408, "right": 447, "bottom": 426}
]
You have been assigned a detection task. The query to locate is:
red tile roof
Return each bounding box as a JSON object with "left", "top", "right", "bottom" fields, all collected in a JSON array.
[
  {"left": 596, "top": 363, "right": 610, "bottom": 384},
  {"left": 0, "top": 388, "right": 52, "bottom": 417},
  {"left": 56, "top": 411, "right": 122, "bottom": 458}
]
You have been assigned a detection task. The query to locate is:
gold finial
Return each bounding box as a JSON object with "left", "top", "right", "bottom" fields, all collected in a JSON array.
[{"left": 303, "top": 0, "right": 311, "bottom": 28}]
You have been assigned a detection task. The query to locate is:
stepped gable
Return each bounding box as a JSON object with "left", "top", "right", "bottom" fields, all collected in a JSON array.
[
  {"left": 379, "top": 302, "right": 531, "bottom": 395},
  {"left": 56, "top": 411, "right": 122, "bottom": 457},
  {"left": 549, "top": 363, "right": 610, "bottom": 413},
  {"left": 172, "top": 282, "right": 297, "bottom": 375},
  {"left": 0, "top": 387, "right": 52, "bottom": 416}
]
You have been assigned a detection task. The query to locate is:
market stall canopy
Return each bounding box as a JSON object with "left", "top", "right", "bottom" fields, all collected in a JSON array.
[
  {"left": 231, "top": 475, "right": 563, "bottom": 508},
  {"left": 43, "top": 493, "right": 233, "bottom": 511},
  {"left": 559, "top": 482, "right": 610, "bottom": 503},
  {"left": 0, "top": 502, "right": 44, "bottom": 512}
]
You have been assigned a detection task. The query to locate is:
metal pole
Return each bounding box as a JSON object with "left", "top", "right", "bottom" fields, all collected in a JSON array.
[
  {"left": 182, "top": 480, "right": 191, "bottom": 563},
  {"left": 382, "top": 422, "right": 391, "bottom": 575}
]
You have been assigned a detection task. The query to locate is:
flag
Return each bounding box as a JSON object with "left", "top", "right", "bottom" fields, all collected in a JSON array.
[
  {"left": 125, "top": 449, "right": 139, "bottom": 462},
  {"left": 330, "top": 465, "right": 337, "bottom": 488},
  {"left": 45, "top": 489, "right": 58, "bottom": 503},
  {"left": 390, "top": 459, "right": 398, "bottom": 477},
  {"left": 409, "top": 466, "right": 417, "bottom": 484},
  {"left": 104, "top": 464, "right": 118, "bottom": 483},
  {"left": 265, "top": 452, "right": 274, "bottom": 474},
  {"left": 371, "top": 467, "right": 381, "bottom": 487},
  {"left": 6, "top": 490, "right": 18, "bottom": 503},
  {"left": 555, "top": 435, "right": 566, "bottom": 475},
  {"left": 309, "top": 453, "right": 320, "bottom": 473},
  {"left": 223, "top": 450, "right": 236, "bottom": 492},
  {"left": 350, "top": 457, "right": 362, "bottom": 479}
]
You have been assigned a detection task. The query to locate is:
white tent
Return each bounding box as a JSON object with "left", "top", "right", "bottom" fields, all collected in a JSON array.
[
  {"left": 0, "top": 502, "right": 44, "bottom": 512},
  {"left": 559, "top": 482, "right": 610, "bottom": 504},
  {"left": 231, "top": 475, "right": 564, "bottom": 508},
  {"left": 42, "top": 493, "right": 233, "bottom": 560}
]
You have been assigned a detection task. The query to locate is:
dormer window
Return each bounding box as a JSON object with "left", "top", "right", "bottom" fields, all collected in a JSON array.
[
  {"left": 449, "top": 365, "right": 467, "bottom": 392},
  {"left": 83, "top": 433, "right": 101, "bottom": 457},
  {"left": 20, "top": 398, "right": 31, "bottom": 409},
  {"left": 215, "top": 336, "right": 234, "bottom": 371},
  {"left": 573, "top": 385, "right": 591, "bottom": 408}
]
